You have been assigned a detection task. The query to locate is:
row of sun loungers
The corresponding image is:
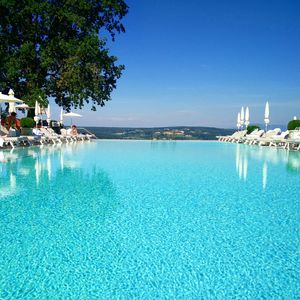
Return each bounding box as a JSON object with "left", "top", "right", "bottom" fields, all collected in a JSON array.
[
  {"left": 218, "top": 128, "right": 300, "bottom": 151},
  {"left": 0, "top": 127, "right": 93, "bottom": 149},
  {"left": 217, "top": 130, "right": 247, "bottom": 142}
]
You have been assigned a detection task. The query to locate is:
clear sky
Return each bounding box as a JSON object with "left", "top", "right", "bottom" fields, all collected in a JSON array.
[{"left": 53, "top": 0, "right": 300, "bottom": 128}]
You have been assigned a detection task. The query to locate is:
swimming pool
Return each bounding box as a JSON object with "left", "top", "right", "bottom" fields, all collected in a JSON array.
[{"left": 0, "top": 141, "right": 299, "bottom": 298}]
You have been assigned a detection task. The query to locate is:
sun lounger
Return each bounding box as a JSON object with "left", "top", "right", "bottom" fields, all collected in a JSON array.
[
  {"left": 45, "top": 128, "right": 72, "bottom": 143},
  {"left": 60, "top": 129, "right": 76, "bottom": 142},
  {"left": 244, "top": 129, "right": 264, "bottom": 144},
  {"left": 218, "top": 130, "right": 246, "bottom": 142},
  {"left": 217, "top": 131, "right": 238, "bottom": 142},
  {"left": 269, "top": 130, "right": 290, "bottom": 148},
  {"left": 0, "top": 127, "right": 32, "bottom": 148},
  {"left": 60, "top": 128, "right": 89, "bottom": 142},
  {"left": 0, "top": 136, "right": 31, "bottom": 148},
  {"left": 229, "top": 130, "right": 247, "bottom": 143},
  {"left": 283, "top": 130, "right": 300, "bottom": 150},
  {"left": 40, "top": 127, "right": 63, "bottom": 144},
  {"left": 256, "top": 128, "right": 281, "bottom": 146}
]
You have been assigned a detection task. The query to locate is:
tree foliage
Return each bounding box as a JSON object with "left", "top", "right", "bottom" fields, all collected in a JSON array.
[
  {"left": 0, "top": 0, "right": 128, "bottom": 110},
  {"left": 246, "top": 125, "right": 260, "bottom": 134},
  {"left": 287, "top": 120, "right": 300, "bottom": 130}
]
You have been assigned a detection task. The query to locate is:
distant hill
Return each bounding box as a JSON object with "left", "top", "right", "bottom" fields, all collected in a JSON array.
[{"left": 84, "top": 126, "right": 235, "bottom": 140}]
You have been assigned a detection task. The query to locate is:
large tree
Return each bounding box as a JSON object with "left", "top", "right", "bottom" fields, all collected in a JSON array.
[{"left": 0, "top": 0, "right": 128, "bottom": 110}]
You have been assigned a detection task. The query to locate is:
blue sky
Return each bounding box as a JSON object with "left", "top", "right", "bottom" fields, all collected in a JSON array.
[{"left": 54, "top": 0, "right": 300, "bottom": 128}]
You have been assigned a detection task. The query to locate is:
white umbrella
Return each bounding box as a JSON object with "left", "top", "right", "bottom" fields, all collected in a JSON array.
[
  {"left": 240, "top": 106, "right": 245, "bottom": 128},
  {"left": 63, "top": 112, "right": 82, "bottom": 125},
  {"left": 237, "top": 112, "right": 241, "bottom": 130},
  {"left": 0, "top": 90, "right": 24, "bottom": 103},
  {"left": 0, "top": 92, "right": 11, "bottom": 103},
  {"left": 59, "top": 108, "right": 64, "bottom": 125},
  {"left": 0, "top": 91, "right": 24, "bottom": 131},
  {"left": 63, "top": 112, "right": 82, "bottom": 117},
  {"left": 264, "top": 101, "right": 270, "bottom": 131},
  {"left": 46, "top": 104, "right": 51, "bottom": 126},
  {"left": 34, "top": 101, "right": 41, "bottom": 127},
  {"left": 245, "top": 107, "right": 250, "bottom": 127},
  {"left": 35, "top": 100, "right": 40, "bottom": 116},
  {"left": 15, "top": 103, "right": 30, "bottom": 117},
  {"left": 15, "top": 104, "right": 29, "bottom": 109},
  {"left": 0, "top": 90, "right": 23, "bottom": 134}
]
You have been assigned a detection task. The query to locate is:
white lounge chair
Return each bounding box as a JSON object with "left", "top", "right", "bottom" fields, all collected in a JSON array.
[
  {"left": 0, "top": 127, "right": 31, "bottom": 148},
  {"left": 27, "top": 128, "right": 49, "bottom": 145},
  {"left": 257, "top": 128, "right": 282, "bottom": 146},
  {"left": 284, "top": 130, "right": 300, "bottom": 150},
  {"left": 60, "top": 128, "right": 77, "bottom": 142},
  {"left": 40, "top": 127, "right": 62, "bottom": 144},
  {"left": 218, "top": 130, "right": 247, "bottom": 143},
  {"left": 0, "top": 135, "right": 30, "bottom": 148},
  {"left": 218, "top": 131, "right": 238, "bottom": 142},
  {"left": 244, "top": 129, "right": 264, "bottom": 144},
  {"left": 269, "top": 130, "right": 290, "bottom": 148}
]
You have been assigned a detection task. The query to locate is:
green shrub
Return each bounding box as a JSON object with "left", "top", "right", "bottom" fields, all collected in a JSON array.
[
  {"left": 20, "top": 117, "right": 35, "bottom": 128},
  {"left": 247, "top": 125, "right": 260, "bottom": 134},
  {"left": 1, "top": 112, "right": 8, "bottom": 119},
  {"left": 287, "top": 120, "right": 300, "bottom": 130}
]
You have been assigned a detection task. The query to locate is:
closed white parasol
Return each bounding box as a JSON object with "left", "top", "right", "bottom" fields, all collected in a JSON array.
[
  {"left": 245, "top": 107, "right": 250, "bottom": 127},
  {"left": 46, "top": 104, "right": 51, "bottom": 126},
  {"left": 59, "top": 108, "right": 64, "bottom": 125},
  {"left": 34, "top": 100, "right": 41, "bottom": 127},
  {"left": 240, "top": 107, "right": 245, "bottom": 129},
  {"left": 264, "top": 101, "right": 270, "bottom": 131}
]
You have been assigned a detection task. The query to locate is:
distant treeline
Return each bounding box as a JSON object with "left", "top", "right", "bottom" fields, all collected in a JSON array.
[{"left": 84, "top": 126, "right": 235, "bottom": 140}]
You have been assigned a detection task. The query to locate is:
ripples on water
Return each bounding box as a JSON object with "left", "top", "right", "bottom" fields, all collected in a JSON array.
[{"left": 0, "top": 141, "right": 299, "bottom": 298}]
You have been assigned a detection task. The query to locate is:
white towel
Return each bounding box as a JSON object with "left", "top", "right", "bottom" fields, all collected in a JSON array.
[{"left": 0, "top": 137, "right": 4, "bottom": 147}]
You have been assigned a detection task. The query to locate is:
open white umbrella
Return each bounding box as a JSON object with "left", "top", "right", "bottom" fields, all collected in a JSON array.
[
  {"left": 240, "top": 106, "right": 245, "bottom": 129},
  {"left": 264, "top": 101, "right": 270, "bottom": 131},
  {"left": 0, "top": 92, "right": 10, "bottom": 102},
  {"left": 63, "top": 112, "right": 82, "bottom": 125},
  {"left": 15, "top": 104, "right": 29, "bottom": 109},
  {"left": 0, "top": 90, "right": 24, "bottom": 135},
  {"left": 15, "top": 104, "right": 30, "bottom": 118},
  {"left": 0, "top": 90, "right": 24, "bottom": 122},
  {"left": 63, "top": 112, "right": 82, "bottom": 117},
  {"left": 46, "top": 104, "right": 51, "bottom": 126},
  {"left": 0, "top": 90, "right": 24, "bottom": 104},
  {"left": 245, "top": 107, "right": 250, "bottom": 127}
]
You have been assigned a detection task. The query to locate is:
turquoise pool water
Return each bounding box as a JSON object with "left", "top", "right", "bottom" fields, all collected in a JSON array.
[{"left": 0, "top": 141, "right": 299, "bottom": 299}]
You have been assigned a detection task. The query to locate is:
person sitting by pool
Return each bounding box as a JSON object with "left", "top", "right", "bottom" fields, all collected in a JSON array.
[
  {"left": 5, "top": 112, "right": 21, "bottom": 136},
  {"left": 70, "top": 125, "right": 78, "bottom": 136},
  {"left": 1, "top": 114, "right": 6, "bottom": 127}
]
